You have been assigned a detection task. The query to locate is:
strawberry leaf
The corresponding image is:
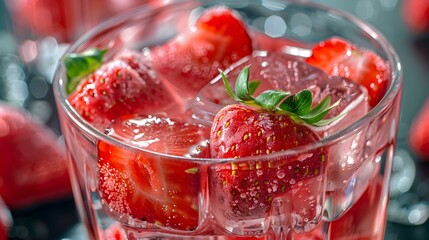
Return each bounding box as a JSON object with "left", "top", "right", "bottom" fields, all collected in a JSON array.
[
  {"left": 220, "top": 66, "right": 343, "bottom": 127},
  {"left": 221, "top": 70, "right": 239, "bottom": 101},
  {"left": 255, "top": 90, "right": 290, "bottom": 111},
  {"left": 248, "top": 81, "right": 261, "bottom": 96},
  {"left": 280, "top": 90, "right": 312, "bottom": 115},
  {"left": 63, "top": 48, "right": 107, "bottom": 94},
  {"left": 235, "top": 65, "right": 254, "bottom": 101}
]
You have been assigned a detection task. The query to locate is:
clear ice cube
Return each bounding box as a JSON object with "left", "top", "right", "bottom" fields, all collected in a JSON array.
[{"left": 191, "top": 51, "right": 370, "bottom": 138}]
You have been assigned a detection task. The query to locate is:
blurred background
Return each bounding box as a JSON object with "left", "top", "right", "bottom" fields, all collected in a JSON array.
[{"left": 0, "top": 0, "right": 428, "bottom": 239}]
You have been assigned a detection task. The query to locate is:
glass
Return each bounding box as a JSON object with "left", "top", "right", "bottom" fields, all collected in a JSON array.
[{"left": 53, "top": 0, "right": 402, "bottom": 239}]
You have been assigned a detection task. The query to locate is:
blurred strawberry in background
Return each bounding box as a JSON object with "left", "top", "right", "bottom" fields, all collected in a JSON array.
[
  {"left": 5, "top": 0, "right": 166, "bottom": 43},
  {"left": 402, "top": 0, "right": 429, "bottom": 34},
  {"left": 5, "top": 0, "right": 81, "bottom": 42},
  {"left": 409, "top": 99, "right": 429, "bottom": 160},
  {"left": 402, "top": 0, "right": 429, "bottom": 161},
  {"left": 0, "top": 102, "right": 72, "bottom": 209}
]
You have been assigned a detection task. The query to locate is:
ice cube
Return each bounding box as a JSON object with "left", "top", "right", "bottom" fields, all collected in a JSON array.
[
  {"left": 308, "top": 76, "right": 370, "bottom": 137},
  {"left": 191, "top": 51, "right": 370, "bottom": 137},
  {"left": 190, "top": 51, "right": 327, "bottom": 125},
  {"left": 105, "top": 114, "right": 210, "bottom": 158}
]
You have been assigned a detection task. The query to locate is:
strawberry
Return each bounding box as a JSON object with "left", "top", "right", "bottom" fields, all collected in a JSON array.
[
  {"left": 209, "top": 104, "right": 327, "bottom": 218},
  {"left": 65, "top": 49, "right": 175, "bottom": 128},
  {"left": 0, "top": 224, "right": 6, "bottom": 240},
  {"left": 151, "top": 6, "right": 253, "bottom": 95},
  {"left": 0, "top": 103, "right": 71, "bottom": 209},
  {"left": 208, "top": 66, "right": 337, "bottom": 220},
  {"left": 7, "top": 0, "right": 79, "bottom": 42},
  {"left": 98, "top": 114, "right": 210, "bottom": 230},
  {"left": 409, "top": 98, "right": 429, "bottom": 160},
  {"left": 210, "top": 104, "right": 323, "bottom": 159},
  {"left": 305, "top": 37, "right": 390, "bottom": 107},
  {"left": 402, "top": 0, "right": 429, "bottom": 33}
]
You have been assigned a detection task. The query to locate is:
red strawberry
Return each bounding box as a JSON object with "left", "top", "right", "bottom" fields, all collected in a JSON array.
[
  {"left": 151, "top": 6, "right": 253, "bottom": 95},
  {"left": 209, "top": 104, "right": 326, "bottom": 218},
  {"left": 0, "top": 103, "right": 71, "bottom": 209},
  {"left": 68, "top": 52, "right": 175, "bottom": 129},
  {"left": 402, "top": 0, "right": 429, "bottom": 33},
  {"left": 0, "top": 225, "right": 5, "bottom": 240},
  {"left": 7, "top": 0, "right": 80, "bottom": 42},
  {"left": 306, "top": 37, "right": 390, "bottom": 107},
  {"left": 207, "top": 66, "right": 336, "bottom": 222},
  {"left": 409, "top": 98, "right": 429, "bottom": 160},
  {"left": 0, "top": 224, "right": 6, "bottom": 240},
  {"left": 98, "top": 115, "right": 210, "bottom": 230}
]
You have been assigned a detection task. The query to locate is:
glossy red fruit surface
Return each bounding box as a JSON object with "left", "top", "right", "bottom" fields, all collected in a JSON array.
[
  {"left": 98, "top": 115, "right": 210, "bottom": 230},
  {"left": 209, "top": 104, "right": 326, "bottom": 218},
  {"left": 409, "top": 98, "right": 429, "bottom": 160},
  {"left": 402, "top": 0, "right": 429, "bottom": 33},
  {"left": 151, "top": 6, "right": 253, "bottom": 95},
  {"left": 68, "top": 51, "right": 174, "bottom": 129},
  {"left": 306, "top": 38, "right": 390, "bottom": 107}
]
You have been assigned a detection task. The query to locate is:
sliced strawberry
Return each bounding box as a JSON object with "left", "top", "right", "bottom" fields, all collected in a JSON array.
[
  {"left": 306, "top": 37, "right": 390, "bottom": 107},
  {"left": 68, "top": 52, "right": 175, "bottom": 128},
  {"left": 0, "top": 103, "right": 71, "bottom": 209},
  {"left": 151, "top": 6, "right": 253, "bottom": 95},
  {"left": 209, "top": 104, "right": 326, "bottom": 219},
  {"left": 98, "top": 115, "right": 210, "bottom": 230},
  {"left": 409, "top": 98, "right": 429, "bottom": 160}
]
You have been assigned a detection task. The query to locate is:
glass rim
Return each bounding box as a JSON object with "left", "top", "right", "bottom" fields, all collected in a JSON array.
[{"left": 53, "top": 0, "right": 403, "bottom": 162}]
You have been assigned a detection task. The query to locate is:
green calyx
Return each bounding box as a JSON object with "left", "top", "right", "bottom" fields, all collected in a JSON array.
[
  {"left": 63, "top": 48, "right": 107, "bottom": 94},
  {"left": 220, "top": 65, "right": 342, "bottom": 127}
]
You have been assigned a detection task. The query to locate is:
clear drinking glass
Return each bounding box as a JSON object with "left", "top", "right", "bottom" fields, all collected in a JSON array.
[{"left": 53, "top": 0, "right": 402, "bottom": 239}]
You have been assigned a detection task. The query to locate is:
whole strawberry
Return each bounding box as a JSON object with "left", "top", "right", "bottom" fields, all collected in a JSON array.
[
  {"left": 209, "top": 66, "right": 339, "bottom": 219},
  {"left": 409, "top": 98, "right": 429, "bottom": 160},
  {"left": 65, "top": 49, "right": 175, "bottom": 128},
  {"left": 151, "top": 6, "right": 253, "bottom": 96},
  {"left": 402, "top": 0, "right": 429, "bottom": 33}
]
